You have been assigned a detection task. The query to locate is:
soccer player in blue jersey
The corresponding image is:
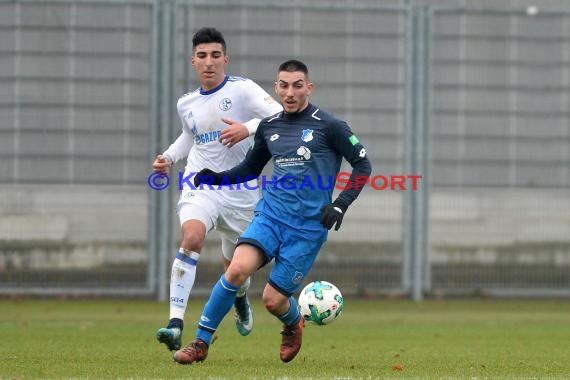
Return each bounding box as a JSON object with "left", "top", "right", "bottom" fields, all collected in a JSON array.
[{"left": 173, "top": 59, "right": 372, "bottom": 364}]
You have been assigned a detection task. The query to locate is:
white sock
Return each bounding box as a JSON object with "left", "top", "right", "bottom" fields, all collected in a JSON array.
[
  {"left": 169, "top": 248, "right": 200, "bottom": 320},
  {"left": 236, "top": 276, "right": 251, "bottom": 298}
]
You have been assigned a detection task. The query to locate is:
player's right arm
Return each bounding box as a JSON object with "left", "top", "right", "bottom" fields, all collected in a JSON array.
[
  {"left": 152, "top": 130, "right": 192, "bottom": 176},
  {"left": 154, "top": 105, "right": 194, "bottom": 173},
  {"left": 153, "top": 154, "right": 171, "bottom": 175},
  {"left": 320, "top": 119, "right": 372, "bottom": 231}
]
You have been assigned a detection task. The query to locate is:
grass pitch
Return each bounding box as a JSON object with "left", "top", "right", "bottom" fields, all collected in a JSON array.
[{"left": 1, "top": 298, "right": 569, "bottom": 379}]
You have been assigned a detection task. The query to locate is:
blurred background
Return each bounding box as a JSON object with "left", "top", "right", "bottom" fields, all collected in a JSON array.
[{"left": 1, "top": 0, "right": 569, "bottom": 301}]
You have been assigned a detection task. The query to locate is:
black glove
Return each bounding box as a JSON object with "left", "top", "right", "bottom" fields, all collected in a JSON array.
[
  {"left": 193, "top": 168, "right": 222, "bottom": 187},
  {"left": 320, "top": 200, "right": 348, "bottom": 231}
]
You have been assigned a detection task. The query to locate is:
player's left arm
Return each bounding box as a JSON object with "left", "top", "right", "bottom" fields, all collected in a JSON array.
[
  {"left": 219, "top": 79, "right": 283, "bottom": 147},
  {"left": 320, "top": 121, "right": 372, "bottom": 231}
]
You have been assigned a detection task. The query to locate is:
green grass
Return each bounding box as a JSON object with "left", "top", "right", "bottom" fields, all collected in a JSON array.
[{"left": 1, "top": 299, "right": 570, "bottom": 379}]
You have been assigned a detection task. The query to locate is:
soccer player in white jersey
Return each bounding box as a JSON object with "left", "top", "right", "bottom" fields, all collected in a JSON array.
[{"left": 152, "top": 27, "right": 283, "bottom": 352}]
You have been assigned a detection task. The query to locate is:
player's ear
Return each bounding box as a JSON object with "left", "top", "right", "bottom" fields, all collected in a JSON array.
[
  {"left": 274, "top": 81, "right": 279, "bottom": 95},
  {"left": 307, "top": 82, "right": 314, "bottom": 95}
]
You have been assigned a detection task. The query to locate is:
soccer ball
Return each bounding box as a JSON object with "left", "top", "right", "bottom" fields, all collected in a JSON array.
[{"left": 298, "top": 280, "right": 344, "bottom": 325}]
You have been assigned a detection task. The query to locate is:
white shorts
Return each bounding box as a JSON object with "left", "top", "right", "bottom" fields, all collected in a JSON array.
[{"left": 177, "top": 189, "right": 255, "bottom": 261}]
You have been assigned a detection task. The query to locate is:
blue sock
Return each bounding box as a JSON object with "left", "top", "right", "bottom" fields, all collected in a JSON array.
[
  {"left": 196, "top": 274, "right": 239, "bottom": 345},
  {"left": 277, "top": 296, "right": 301, "bottom": 326}
]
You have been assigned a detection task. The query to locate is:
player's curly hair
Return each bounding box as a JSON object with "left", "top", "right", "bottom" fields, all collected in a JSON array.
[
  {"left": 278, "top": 59, "right": 309, "bottom": 78},
  {"left": 192, "top": 27, "right": 227, "bottom": 54}
]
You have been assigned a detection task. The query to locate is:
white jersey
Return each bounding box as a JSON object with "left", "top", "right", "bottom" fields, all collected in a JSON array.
[{"left": 163, "top": 75, "right": 282, "bottom": 210}]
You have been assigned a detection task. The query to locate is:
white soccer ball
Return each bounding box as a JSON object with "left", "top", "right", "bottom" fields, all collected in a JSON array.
[{"left": 298, "top": 280, "right": 344, "bottom": 325}]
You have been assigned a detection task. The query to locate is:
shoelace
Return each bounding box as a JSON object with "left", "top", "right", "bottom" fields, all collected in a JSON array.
[
  {"left": 236, "top": 306, "right": 249, "bottom": 321},
  {"left": 280, "top": 326, "right": 296, "bottom": 337},
  {"left": 181, "top": 341, "right": 206, "bottom": 355},
  {"left": 234, "top": 299, "right": 249, "bottom": 320}
]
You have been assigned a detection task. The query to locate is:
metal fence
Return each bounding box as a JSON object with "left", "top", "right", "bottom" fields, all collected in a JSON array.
[
  {"left": 0, "top": 0, "right": 569, "bottom": 300},
  {"left": 0, "top": 0, "right": 156, "bottom": 184},
  {"left": 424, "top": 6, "right": 570, "bottom": 297},
  {"left": 0, "top": 0, "right": 158, "bottom": 295}
]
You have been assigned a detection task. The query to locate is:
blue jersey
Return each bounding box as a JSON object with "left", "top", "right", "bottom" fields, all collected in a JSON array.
[{"left": 221, "top": 103, "right": 371, "bottom": 235}]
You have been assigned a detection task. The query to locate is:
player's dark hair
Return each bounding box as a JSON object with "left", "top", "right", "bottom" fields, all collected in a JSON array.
[
  {"left": 278, "top": 59, "right": 309, "bottom": 78},
  {"left": 192, "top": 27, "right": 227, "bottom": 54}
]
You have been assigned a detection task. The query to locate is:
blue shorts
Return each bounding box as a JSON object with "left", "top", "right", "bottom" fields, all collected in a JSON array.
[{"left": 237, "top": 213, "right": 327, "bottom": 297}]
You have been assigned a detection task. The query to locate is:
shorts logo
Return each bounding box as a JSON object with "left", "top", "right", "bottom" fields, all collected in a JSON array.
[
  {"left": 219, "top": 98, "right": 232, "bottom": 111},
  {"left": 292, "top": 271, "right": 303, "bottom": 285},
  {"left": 270, "top": 134, "right": 280, "bottom": 141},
  {"left": 301, "top": 129, "right": 314, "bottom": 142}
]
